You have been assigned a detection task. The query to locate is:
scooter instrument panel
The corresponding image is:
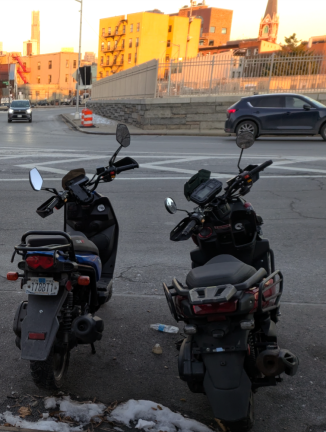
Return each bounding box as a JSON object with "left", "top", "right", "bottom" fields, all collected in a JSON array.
[{"left": 190, "top": 179, "right": 223, "bottom": 206}]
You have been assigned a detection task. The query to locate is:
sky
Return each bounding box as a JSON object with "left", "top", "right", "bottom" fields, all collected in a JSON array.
[{"left": 0, "top": 0, "right": 325, "bottom": 56}]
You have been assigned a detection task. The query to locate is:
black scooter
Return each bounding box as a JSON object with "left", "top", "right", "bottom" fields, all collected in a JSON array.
[
  {"left": 8, "top": 124, "right": 138, "bottom": 389},
  {"left": 162, "top": 133, "right": 299, "bottom": 432}
]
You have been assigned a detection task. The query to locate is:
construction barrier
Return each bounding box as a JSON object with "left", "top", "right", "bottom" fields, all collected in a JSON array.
[{"left": 81, "top": 109, "right": 93, "bottom": 127}]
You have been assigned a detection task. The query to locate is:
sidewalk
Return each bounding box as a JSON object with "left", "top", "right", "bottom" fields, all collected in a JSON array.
[{"left": 61, "top": 113, "right": 229, "bottom": 137}]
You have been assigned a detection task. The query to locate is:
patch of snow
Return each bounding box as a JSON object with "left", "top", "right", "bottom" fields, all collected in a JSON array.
[
  {"left": 58, "top": 396, "right": 106, "bottom": 423},
  {"left": 44, "top": 397, "right": 58, "bottom": 409},
  {"left": 92, "top": 114, "right": 113, "bottom": 125},
  {"left": 136, "top": 419, "right": 156, "bottom": 429},
  {"left": 0, "top": 412, "right": 82, "bottom": 432},
  {"left": 109, "top": 400, "right": 212, "bottom": 432}
]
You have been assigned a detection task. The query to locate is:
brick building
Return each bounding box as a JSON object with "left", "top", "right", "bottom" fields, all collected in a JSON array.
[{"left": 176, "top": 2, "right": 233, "bottom": 53}]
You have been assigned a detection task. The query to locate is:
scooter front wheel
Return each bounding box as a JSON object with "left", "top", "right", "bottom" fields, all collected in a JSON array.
[{"left": 30, "top": 348, "right": 70, "bottom": 390}]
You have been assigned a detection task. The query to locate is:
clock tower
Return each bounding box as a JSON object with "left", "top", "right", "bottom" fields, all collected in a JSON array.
[{"left": 258, "top": 0, "right": 279, "bottom": 44}]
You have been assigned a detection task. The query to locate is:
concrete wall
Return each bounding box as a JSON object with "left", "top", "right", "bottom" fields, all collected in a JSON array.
[
  {"left": 88, "top": 92, "right": 326, "bottom": 132},
  {"left": 92, "top": 59, "right": 158, "bottom": 100},
  {"left": 88, "top": 95, "right": 240, "bottom": 131}
]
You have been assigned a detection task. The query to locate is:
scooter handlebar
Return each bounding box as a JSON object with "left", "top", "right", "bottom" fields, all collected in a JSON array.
[{"left": 182, "top": 219, "right": 197, "bottom": 236}]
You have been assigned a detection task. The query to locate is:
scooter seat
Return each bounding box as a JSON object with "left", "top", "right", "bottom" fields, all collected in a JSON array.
[
  {"left": 28, "top": 233, "right": 99, "bottom": 256},
  {"left": 186, "top": 254, "right": 256, "bottom": 289}
]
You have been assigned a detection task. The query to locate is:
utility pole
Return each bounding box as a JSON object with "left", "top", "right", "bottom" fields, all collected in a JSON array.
[{"left": 75, "top": 0, "right": 83, "bottom": 120}]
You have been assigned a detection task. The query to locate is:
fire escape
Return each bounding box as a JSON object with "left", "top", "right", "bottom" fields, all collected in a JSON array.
[
  {"left": 12, "top": 55, "right": 30, "bottom": 84},
  {"left": 103, "top": 18, "right": 127, "bottom": 75}
]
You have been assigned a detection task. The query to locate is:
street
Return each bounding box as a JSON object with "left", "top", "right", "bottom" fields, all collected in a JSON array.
[{"left": 0, "top": 107, "right": 326, "bottom": 431}]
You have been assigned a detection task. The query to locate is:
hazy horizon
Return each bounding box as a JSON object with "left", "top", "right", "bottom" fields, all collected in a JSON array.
[{"left": 0, "top": 0, "right": 325, "bottom": 57}]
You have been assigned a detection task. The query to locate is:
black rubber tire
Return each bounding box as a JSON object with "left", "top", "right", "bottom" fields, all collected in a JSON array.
[
  {"left": 220, "top": 392, "right": 254, "bottom": 432},
  {"left": 8, "top": 119, "right": 11, "bottom": 123},
  {"left": 106, "top": 284, "right": 113, "bottom": 302},
  {"left": 320, "top": 123, "right": 326, "bottom": 141},
  {"left": 236, "top": 121, "right": 258, "bottom": 138},
  {"left": 30, "top": 349, "right": 70, "bottom": 390}
]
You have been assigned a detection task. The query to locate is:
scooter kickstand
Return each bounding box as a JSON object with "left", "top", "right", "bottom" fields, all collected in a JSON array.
[{"left": 91, "top": 343, "right": 96, "bottom": 354}]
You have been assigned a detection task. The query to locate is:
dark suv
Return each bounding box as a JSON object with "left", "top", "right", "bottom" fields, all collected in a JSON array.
[
  {"left": 225, "top": 93, "right": 326, "bottom": 140},
  {"left": 8, "top": 100, "right": 32, "bottom": 123}
]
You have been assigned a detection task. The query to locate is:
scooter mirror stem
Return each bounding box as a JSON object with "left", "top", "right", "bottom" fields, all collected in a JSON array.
[{"left": 237, "top": 149, "right": 244, "bottom": 173}]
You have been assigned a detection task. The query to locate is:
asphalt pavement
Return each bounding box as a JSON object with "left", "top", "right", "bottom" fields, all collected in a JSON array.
[{"left": 0, "top": 107, "right": 325, "bottom": 431}]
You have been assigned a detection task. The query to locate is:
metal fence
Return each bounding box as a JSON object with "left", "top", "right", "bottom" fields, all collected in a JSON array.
[{"left": 156, "top": 52, "right": 326, "bottom": 97}]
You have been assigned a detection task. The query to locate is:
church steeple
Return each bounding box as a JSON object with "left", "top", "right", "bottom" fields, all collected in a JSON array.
[{"left": 258, "top": 0, "right": 279, "bottom": 43}]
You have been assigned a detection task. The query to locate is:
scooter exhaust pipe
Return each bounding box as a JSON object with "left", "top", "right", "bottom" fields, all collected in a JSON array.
[
  {"left": 72, "top": 314, "right": 104, "bottom": 344},
  {"left": 256, "top": 347, "right": 299, "bottom": 377}
]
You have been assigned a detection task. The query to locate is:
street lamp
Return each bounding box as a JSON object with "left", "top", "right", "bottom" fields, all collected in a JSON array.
[{"left": 75, "top": 0, "right": 83, "bottom": 120}]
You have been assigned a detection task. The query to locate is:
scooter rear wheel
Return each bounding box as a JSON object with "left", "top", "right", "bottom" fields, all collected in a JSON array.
[
  {"left": 220, "top": 391, "right": 254, "bottom": 432},
  {"left": 30, "top": 348, "right": 70, "bottom": 390}
]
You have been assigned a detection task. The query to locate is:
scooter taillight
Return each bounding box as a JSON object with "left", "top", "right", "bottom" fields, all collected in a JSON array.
[
  {"left": 192, "top": 300, "right": 238, "bottom": 315},
  {"left": 26, "top": 255, "right": 54, "bottom": 270}
]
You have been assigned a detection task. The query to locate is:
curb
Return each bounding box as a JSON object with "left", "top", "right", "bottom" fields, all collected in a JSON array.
[{"left": 60, "top": 114, "right": 230, "bottom": 137}]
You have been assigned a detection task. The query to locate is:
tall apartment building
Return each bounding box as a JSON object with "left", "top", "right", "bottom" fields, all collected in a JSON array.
[
  {"left": 176, "top": 2, "right": 233, "bottom": 52},
  {"left": 97, "top": 11, "right": 201, "bottom": 78},
  {"left": 17, "top": 51, "right": 78, "bottom": 100},
  {"left": 84, "top": 52, "right": 96, "bottom": 63},
  {"left": 31, "top": 11, "right": 40, "bottom": 55}
]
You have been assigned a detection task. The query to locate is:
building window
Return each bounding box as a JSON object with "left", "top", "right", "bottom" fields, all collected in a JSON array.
[
  {"left": 114, "top": 40, "right": 118, "bottom": 49},
  {"left": 129, "top": 38, "right": 132, "bottom": 48},
  {"left": 66, "top": 60, "right": 69, "bottom": 67},
  {"left": 222, "top": 27, "right": 227, "bottom": 34},
  {"left": 123, "top": 25, "right": 126, "bottom": 34},
  {"left": 48, "top": 75, "right": 52, "bottom": 83},
  {"left": 232, "top": 72, "right": 235, "bottom": 79},
  {"left": 199, "top": 40, "right": 204, "bottom": 46},
  {"left": 137, "top": 22, "right": 140, "bottom": 32},
  {"left": 48, "top": 60, "right": 52, "bottom": 69},
  {"left": 238, "top": 72, "right": 241, "bottom": 78},
  {"left": 254, "top": 48, "right": 259, "bottom": 55},
  {"left": 37, "top": 76, "right": 40, "bottom": 84},
  {"left": 115, "top": 26, "right": 118, "bottom": 34},
  {"left": 165, "top": 55, "right": 170, "bottom": 62},
  {"left": 263, "top": 25, "right": 269, "bottom": 34},
  {"left": 99, "top": 71, "right": 103, "bottom": 78},
  {"left": 135, "top": 52, "right": 137, "bottom": 63},
  {"left": 102, "top": 28, "right": 105, "bottom": 36},
  {"left": 108, "top": 41, "right": 111, "bottom": 50},
  {"left": 122, "top": 39, "right": 125, "bottom": 48},
  {"left": 108, "top": 27, "right": 111, "bottom": 35},
  {"left": 209, "top": 40, "right": 214, "bottom": 46},
  {"left": 106, "top": 71, "right": 109, "bottom": 77},
  {"left": 210, "top": 26, "right": 216, "bottom": 33},
  {"left": 168, "top": 25, "right": 172, "bottom": 32},
  {"left": 136, "top": 37, "right": 139, "bottom": 47},
  {"left": 128, "top": 53, "right": 131, "bottom": 63},
  {"left": 167, "top": 40, "right": 171, "bottom": 47},
  {"left": 121, "top": 54, "right": 124, "bottom": 64},
  {"left": 101, "top": 56, "right": 104, "bottom": 64},
  {"left": 65, "top": 74, "right": 69, "bottom": 83},
  {"left": 101, "top": 42, "right": 104, "bottom": 51},
  {"left": 130, "top": 24, "right": 133, "bottom": 33},
  {"left": 106, "top": 57, "right": 110, "bottom": 65},
  {"left": 73, "top": 60, "right": 77, "bottom": 68},
  {"left": 113, "top": 55, "right": 117, "bottom": 64},
  {"left": 36, "top": 91, "right": 40, "bottom": 97}
]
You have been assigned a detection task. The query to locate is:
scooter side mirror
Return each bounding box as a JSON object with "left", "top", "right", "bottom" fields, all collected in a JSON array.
[
  {"left": 116, "top": 124, "right": 130, "bottom": 148},
  {"left": 165, "top": 197, "right": 178, "bottom": 214},
  {"left": 29, "top": 168, "right": 43, "bottom": 191},
  {"left": 236, "top": 132, "right": 255, "bottom": 149}
]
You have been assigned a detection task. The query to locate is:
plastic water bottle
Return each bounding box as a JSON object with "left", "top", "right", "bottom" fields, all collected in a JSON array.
[{"left": 150, "top": 324, "right": 179, "bottom": 333}]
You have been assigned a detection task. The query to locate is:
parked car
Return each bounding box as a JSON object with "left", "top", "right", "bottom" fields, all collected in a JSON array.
[
  {"left": 70, "top": 97, "right": 82, "bottom": 106},
  {"left": 0, "top": 103, "right": 10, "bottom": 111},
  {"left": 61, "top": 99, "right": 71, "bottom": 105},
  {"left": 37, "top": 100, "right": 50, "bottom": 106},
  {"left": 8, "top": 100, "right": 32, "bottom": 123},
  {"left": 225, "top": 93, "right": 326, "bottom": 140}
]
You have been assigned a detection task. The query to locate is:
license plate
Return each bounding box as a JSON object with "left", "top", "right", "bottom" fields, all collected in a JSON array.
[
  {"left": 17, "top": 115, "right": 22, "bottom": 118},
  {"left": 24, "top": 278, "right": 59, "bottom": 296}
]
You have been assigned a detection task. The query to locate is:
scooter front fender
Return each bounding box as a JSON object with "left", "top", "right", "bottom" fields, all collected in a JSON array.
[{"left": 21, "top": 288, "right": 68, "bottom": 361}]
